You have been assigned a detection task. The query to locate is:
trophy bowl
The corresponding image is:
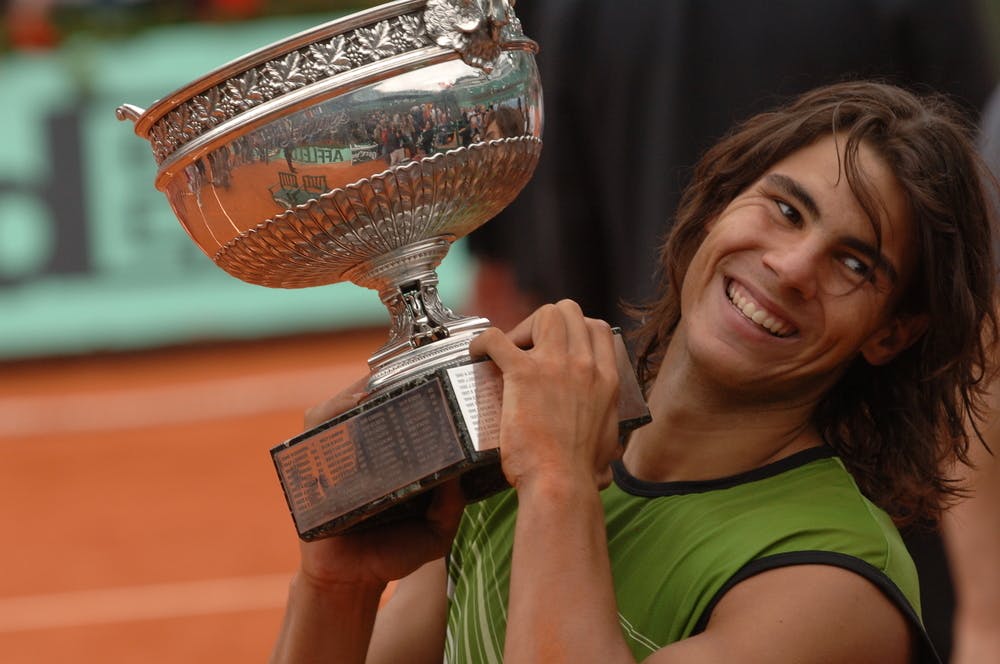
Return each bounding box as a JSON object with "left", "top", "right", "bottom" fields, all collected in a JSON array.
[
  {"left": 117, "top": 0, "right": 543, "bottom": 396},
  {"left": 118, "top": 0, "right": 648, "bottom": 539}
]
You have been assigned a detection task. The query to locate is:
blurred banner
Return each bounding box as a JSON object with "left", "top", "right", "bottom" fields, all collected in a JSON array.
[{"left": 0, "top": 12, "right": 473, "bottom": 360}]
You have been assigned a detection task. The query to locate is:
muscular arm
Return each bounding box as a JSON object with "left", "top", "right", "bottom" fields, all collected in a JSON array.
[
  {"left": 270, "top": 572, "right": 384, "bottom": 664},
  {"left": 367, "top": 559, "right": 449, "bottom": 664},
  {"left": 271, "top": 559, "right": 449, "bottom": 664},
  {"left": 505, "top": 476, "right": 632, "bottom": 663},
  {"left": 944, "top": 388, "right": 1000, "bottom": 664},
  {"left": 654, "top": 565, "right": 912, "bottom": 664}
]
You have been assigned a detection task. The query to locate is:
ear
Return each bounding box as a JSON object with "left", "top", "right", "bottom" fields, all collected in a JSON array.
[{"left": 860, "top": 313, "right": 929, "bottom": 366}]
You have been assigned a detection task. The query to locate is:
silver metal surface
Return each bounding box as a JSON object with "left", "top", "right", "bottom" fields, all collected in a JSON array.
[{"left": 118, "top": 0, "right": 542, "bottom": 393}]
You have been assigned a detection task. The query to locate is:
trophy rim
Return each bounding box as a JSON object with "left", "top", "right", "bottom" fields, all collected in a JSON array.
[
  {"left": 128, "top": 0, "right": 538, "bottom": 144},
  {"left": 133, "top": 0, "right": 426, "bottom": 137}
]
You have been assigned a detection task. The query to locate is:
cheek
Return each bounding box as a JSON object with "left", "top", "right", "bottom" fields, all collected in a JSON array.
[
  {"left": 823, "top": 295, "right": 891, "bottom": 345},
  {"left": 679, "top": 244, "right": 715, "bottom": 301}
]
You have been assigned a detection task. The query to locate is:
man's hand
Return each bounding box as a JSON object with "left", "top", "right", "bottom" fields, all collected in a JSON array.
[{"left": 469, "top": 299, "right": 622, "bottom": 492}]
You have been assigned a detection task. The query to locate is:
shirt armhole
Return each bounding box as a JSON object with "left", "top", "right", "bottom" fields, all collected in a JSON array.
[{"left": 691, "top": 550, "right": 941, "bottom": 664}]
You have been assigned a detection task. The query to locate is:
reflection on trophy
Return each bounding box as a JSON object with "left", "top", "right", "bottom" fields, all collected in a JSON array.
[{"left": 118, "top": 0, "right": 649, "bottom": 539}]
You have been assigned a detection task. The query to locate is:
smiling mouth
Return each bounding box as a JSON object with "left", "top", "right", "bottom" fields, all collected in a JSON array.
[{"left": 725, "top": 280, "right": 797, "bottom": 338}]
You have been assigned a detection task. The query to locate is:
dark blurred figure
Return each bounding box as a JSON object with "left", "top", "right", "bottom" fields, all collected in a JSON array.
[
  {"left": 470, "top": 0, "right": 997, "bottom": 332},
  {"left": 466, "top": 2, "right": 999, "bottom": 662},
  {"left": 984, "top": 86, "right": 1000, "bottom": 176}
]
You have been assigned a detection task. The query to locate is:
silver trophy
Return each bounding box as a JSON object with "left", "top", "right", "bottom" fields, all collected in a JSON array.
[{"left": 118, "top": 0, "right": 648, "bottom": 539}]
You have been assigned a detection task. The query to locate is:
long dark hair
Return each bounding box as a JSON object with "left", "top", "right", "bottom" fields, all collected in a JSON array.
[{"left": 629, "top": 81, "right": 998, "bottom": 525}]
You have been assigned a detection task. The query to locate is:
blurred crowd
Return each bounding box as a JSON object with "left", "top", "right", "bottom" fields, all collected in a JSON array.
[
  {"left": 1, "top": 0, "right": 372, "bottom": 52},
  {"left": 363, "top": 102, "right": 525, "bottom": 166}
]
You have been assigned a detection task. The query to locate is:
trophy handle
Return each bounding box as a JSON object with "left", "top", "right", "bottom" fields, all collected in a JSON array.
[{"left": 115, "top": 104, "right": 146, "bottom": 125}]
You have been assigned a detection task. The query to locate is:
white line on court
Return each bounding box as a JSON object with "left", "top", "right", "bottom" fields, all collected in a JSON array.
[
  {"left": 0, "top": 364, "right": 364, "bottom": 438},
  {"left": 0, "top": 574, "right": 292, "bottom": 633}
]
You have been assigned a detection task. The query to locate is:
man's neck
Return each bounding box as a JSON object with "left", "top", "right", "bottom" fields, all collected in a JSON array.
[{"left": 623, "top": 346, "right": 824, "bottom": 484}]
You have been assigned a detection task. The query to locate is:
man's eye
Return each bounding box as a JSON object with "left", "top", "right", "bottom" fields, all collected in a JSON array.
[
  {"left": 775, "top": 199, "right": 801, "bottom": 224},
  {"left": 842, "top": 255, "right": 873, "bottom": 279}
]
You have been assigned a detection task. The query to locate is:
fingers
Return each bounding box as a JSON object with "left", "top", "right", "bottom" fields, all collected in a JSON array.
[
  {"left": 473, "top": 299, "right": 597, "bottom": 361},
  {"left": 304, "top": 375, "right": 370, "bottom": 428},
  {"left": 468, "top": 325, "right": 524, "bottom": 371},
  {"left": 507, "top": 300, "right": 579, "bottom": 351}
]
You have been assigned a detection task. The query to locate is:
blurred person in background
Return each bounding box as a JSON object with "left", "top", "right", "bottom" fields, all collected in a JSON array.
[
  {"left": 983, "top": 86, "right": 1000, "bottom": 173},
  {"left": 939, "top": 84, "right": 1000, "bottom": 664},
  {"left": 466, "top": 2, "right": 999, "bottom": 661}
]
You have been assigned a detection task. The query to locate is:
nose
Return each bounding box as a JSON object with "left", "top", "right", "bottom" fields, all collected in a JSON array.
[{"left": 761, "top": 235, "right": 822, "bottom": 300}]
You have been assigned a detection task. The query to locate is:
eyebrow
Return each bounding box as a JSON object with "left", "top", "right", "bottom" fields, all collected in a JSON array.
[
  {"left": 765, "top": 173, "right": 821, "bottom": 219},
  {"left": 763, "top": 173, "right": 899, "bottom": 284}
]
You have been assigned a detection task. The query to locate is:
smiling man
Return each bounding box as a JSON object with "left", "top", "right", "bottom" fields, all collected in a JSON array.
[{"left": 270, "top": 82, "right": 998, "bottom": 664}]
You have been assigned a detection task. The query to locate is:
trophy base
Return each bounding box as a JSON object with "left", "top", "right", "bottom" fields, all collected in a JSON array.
[
  {"left": 271, "top": 331, "right": 651, "bottom": 540},
  {"left": 271, "top": 360, "right": 509, "bottom": 540}
]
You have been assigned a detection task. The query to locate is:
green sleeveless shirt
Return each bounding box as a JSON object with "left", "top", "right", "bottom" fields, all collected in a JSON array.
[{"left": 444, "top": 446, "right": 939, "bottom": 663}]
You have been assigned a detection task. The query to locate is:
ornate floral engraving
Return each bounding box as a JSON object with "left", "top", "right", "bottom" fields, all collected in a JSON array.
[
  {"left": 305, "top": 35, "right": 352, "bottom": 80},
  {"left": 423, "top": 0, "right": 521, "bottom": 71},
  {"left": 190, "top": 87, "right": 227, "bottom": 130},
  {"left": 263, "top": 51, "right": 308, "bottom": 96},
  {"left": 223, "top": 68, "right": 265, "bottom": 115},
  {"left": 354, "top": 21, "right": 398, "bottom": 61},
  {"left": 148, "top": 11, "right": 436, "bottom": 163},
  {"left": 397, "top": 13, "right": 427, "bottom": 47}
]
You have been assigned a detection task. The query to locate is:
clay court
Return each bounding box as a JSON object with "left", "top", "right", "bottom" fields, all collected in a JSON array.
[{"left": 0, "top": 327, "right": 387, "bottom": 663}]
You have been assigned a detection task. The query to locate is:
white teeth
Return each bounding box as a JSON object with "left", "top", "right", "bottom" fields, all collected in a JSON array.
[{"left": 726, "top": 281, "right": 794, "bottom": 337}]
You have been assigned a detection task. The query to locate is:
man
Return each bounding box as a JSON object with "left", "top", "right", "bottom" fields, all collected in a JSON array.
[{"left": 270, "top": 82, "right": 997, "bottom": 663}]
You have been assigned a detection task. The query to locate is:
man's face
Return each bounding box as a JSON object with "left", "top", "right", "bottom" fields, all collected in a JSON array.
[{"left": 676, "top": 134, "right": 923, "bottom": 404}]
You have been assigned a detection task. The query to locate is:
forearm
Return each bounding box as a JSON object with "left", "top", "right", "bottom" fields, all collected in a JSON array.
[
  {"left": 270, "top": 572, "right": 385, "bottom": 664},
  {"left": 505, "top": 475, "right": 635, "bottom": 664}
]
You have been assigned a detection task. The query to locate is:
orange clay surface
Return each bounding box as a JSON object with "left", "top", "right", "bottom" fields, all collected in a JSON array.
[{"left": 0, "top": 327, "right": 396, "bottom": 663}]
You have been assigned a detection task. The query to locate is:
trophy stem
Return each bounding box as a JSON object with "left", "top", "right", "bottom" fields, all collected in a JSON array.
[{"left": 348, "top": 236, "right": 491, "bottom": 393}]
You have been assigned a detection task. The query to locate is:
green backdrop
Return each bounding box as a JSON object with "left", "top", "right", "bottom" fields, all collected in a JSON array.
[{"left": 0, "top": 13, "right": 473, "bottom": 359}]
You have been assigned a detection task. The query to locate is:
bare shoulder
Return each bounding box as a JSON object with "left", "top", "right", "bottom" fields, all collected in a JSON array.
[
  {"left": 367, "top": 558, "right": 449, "bottom": 664},
  {"left": 646, "top": 564, "right": 914, "bottom": 664}
]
